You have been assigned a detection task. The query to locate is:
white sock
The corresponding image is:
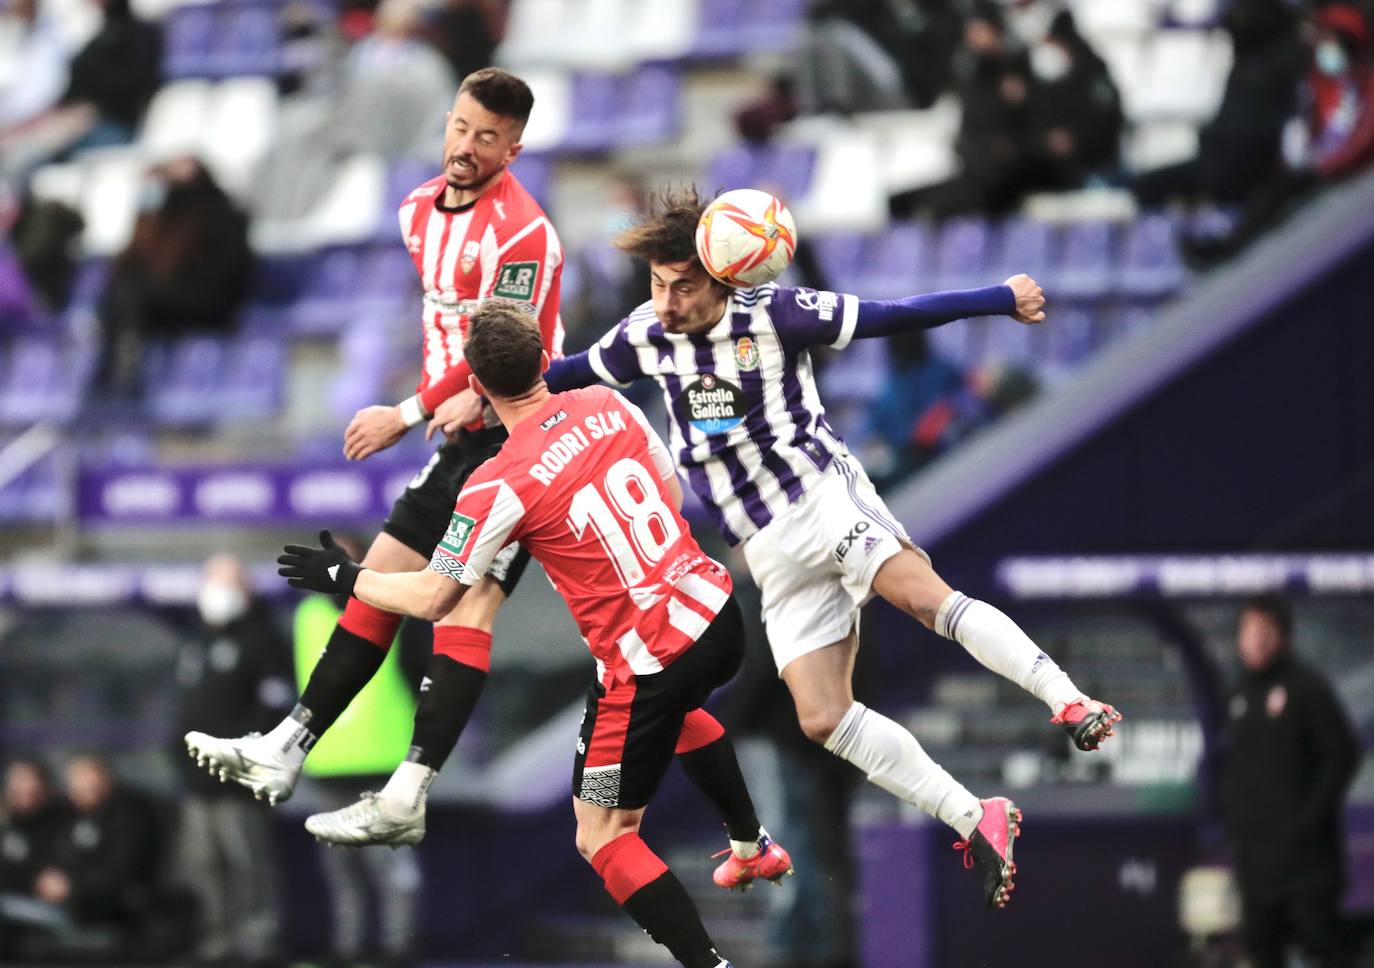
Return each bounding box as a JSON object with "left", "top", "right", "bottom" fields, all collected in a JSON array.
[
  {"left": 262, "top": 713, "right": 313, "bottom": 770},
  {"left": 824, "top": 702, "right": 982, "bottom": 839},
  {"left": 380, "top": 761, "right": 434, "bottom": 815},
  {"left": 730, "top": 827, "right": 764, "bottom": 859},
  {"left": 936, "top": 591, "right": 1082, "bottom": 713}
]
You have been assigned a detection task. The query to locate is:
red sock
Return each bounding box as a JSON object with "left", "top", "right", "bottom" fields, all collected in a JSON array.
[
  {"left": 433, "top": 626, "right": 493, "bottom": 673},
  {"left": 339, "top": 598, "right": 402, "bottom": 649},
  {"left": 591, "top": 833, "right": 669, "bottom": 904},
  {"left": 675, "top": 709, "right": 726, "bottom": 754}
]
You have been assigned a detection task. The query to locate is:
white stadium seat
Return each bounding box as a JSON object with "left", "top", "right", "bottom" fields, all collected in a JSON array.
[
  {"left": 140, "top": 80, "right": 213, "bottom": 160},
  {"left": 516, "top": 69, "right": 574, "bottom": 154},
  {"left": 1125, "top": 120, "right": 1201, "bottom": 172},
  {"left": 199, "top": 77, "right": 279, "bottom": 199},
  {"left": 78, "top": 147, "right": 144, "bottom": 256},
  {"left": 497, "top": 0, "right": 574, "bottom": 66},
  {"left": 1125, "top": 30, "right": 1233, "bottom": 124},
  {"left": 791, "top": 123, "right": 887, "bottom": 233}
]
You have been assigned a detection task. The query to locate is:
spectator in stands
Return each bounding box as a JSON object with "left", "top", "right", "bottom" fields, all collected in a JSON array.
[
  {"left": 173, "top": 554, "right": 291, "bottom": 964},
  {"left": 431, "top": 0, "right": 503, "bottom": 83},
  {"left": 92, "top": 156, "right": 252, "bottom": 399},
  {"left": 794, "top": 0, "right": 909, "bottom": 114},
  {"left": 860, "top": 330, "right": 966, "bottom": 488},
  {"left": 0, "top": 757, "right": 71, "bottom": 958},
  {"left": 0, "top": 0, "right": 68, "bottom": 134},
  {"left": 1027, "top": 10, "right": 1123, "bottom": 191},
  {"left": 1186, "top": 4, "right": 1374, "bottom": 265},
  {"left": 9, "top": 193, "right": 83, "bottom": 311},
  {"left": 291, "top": 534, "right": 421, "bottom": 967},
  {"left": 58, "top": 0, "right": 160, "bottom": 149},
  {"left": 41, "top": 755, "right": 165, "bottom": 945},
  {"left": 1222, "top": 594, "right": 1360, "bottom": 968},
  {"left": 890, "top": 1, "right": 1042, "bottom": 217},
  {"left": 1132, "top": 0, "right": 1304, "bottom": 207}
]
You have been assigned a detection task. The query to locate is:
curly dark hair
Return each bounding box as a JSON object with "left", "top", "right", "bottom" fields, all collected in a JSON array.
[{"left": 612, "top": 185, "right": 714, "bottom": 269}]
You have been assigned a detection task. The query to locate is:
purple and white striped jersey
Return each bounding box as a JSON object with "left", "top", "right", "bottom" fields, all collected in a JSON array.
[{"left": 586, "top": 283, "right": 860, "bottom": 545}]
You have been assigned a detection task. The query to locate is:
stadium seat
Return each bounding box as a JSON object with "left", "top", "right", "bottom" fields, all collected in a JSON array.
[
  {"left": 517, "top": 70, "right": 575, "bottom": 154},
  {"left": 615, "top": 66, "right": 680, "bottom": 147},
  {"left": 810, "top": 232, "right": 865, "bottom": 290},
  {"left": 0, "top": 338, "right": 85, "bottom": 425},
  {"left": 0, "top": 247, "right": 35, "bottom": 334},
  {"left": 793, "top": 126, "right": 887, "bottom": 232},
  {"left": 1042, "top": 306, "right": 1101, "bottom": 374},
  {"left": 706, "top": 142, "right": 817, "bottom": 203},
  {"left": 1124, "top": 120, "right": 1200, "bottom": 173},
  {"left": 691, "top": 0, "right": 754, "bottom": 58},
  {"left": 162, "top": 5, "right": 218, "bottom": 79},
  {"left": 147, "top": 336, "right": 229, "bottom": 425},
  {"left": 1124, "top": 29, "right": 1232, "bottom": 124},
  {"left": 1054, "top": 220, "right": 1116, "bottom": 302},
  {"left": 851, "top": 221, "right": 933, "bottom": 300},
  {"left": 990, "top": 217, "right": 1056, "bottom": 286},
  {"left": 1069, "top": 0, "right": 1158, "bottom": 42},
  {"left": 1119, "top": 212, "right": 1187, "bottom": 300},
  {"left": 78, "top": 149, "right": 143, "bottom": 257},
  {"left": 214, "top": 3, "right": 282, "bottom": 78},
  {"left": 218, "top": 336, "right": 284, "bottom": 418},
  {"left": 562, "top": 73, "right": 623, "bottom": 153},
  {"left": 140, "top": 80, "right": 213, "bottom": 161},
  {"left": 855, "top": 101, "right": 962, "bottom": 195},
  {"left": 934, "top": 216, "right": 994, "bottom": 292},
  {"left": 200, "top": 77, "right": 278, "bottom": 198}
]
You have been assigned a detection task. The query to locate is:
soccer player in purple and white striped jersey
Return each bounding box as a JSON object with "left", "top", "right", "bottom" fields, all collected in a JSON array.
[{"left": 547, "top": 188, "right": 1123, "bottom": 910}]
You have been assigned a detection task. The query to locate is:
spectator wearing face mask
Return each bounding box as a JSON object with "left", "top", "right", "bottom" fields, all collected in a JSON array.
[
  {"left": 1185, "top": 3, "right": 1374, "bottom": 265},
  {"left": 171, "top": 554, "right": 291, "bottom": 964},
  {"left": 1026, "top": 9, "right": 1123, "bottom": 190}
]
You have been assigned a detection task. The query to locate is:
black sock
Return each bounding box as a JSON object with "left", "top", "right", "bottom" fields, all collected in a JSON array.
[
  {"left": 297, "top": 626, "right": 388, "bottom": 735},
  {"left": 621, "top": 871, "right": 722, "bottom": 968},
  {"left": 407, "top": 653, "right": 487, "bottom": 770},
  {"left": 679, "top": 736, "right": 761, "bottom": 844}
]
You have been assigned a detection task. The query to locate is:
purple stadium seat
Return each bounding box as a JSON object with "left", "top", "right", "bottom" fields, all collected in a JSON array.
[
  {"left": 1043, "top": 305, "right": 1101, "bottom": 370},
  {"left": 289, "top": 247, "right": 365, "bottom": 336},
  {"left": 563, "top": 73, "right": 621, "bottom": 153},
  {"left": 66, "top": 260, "right": 110, "bottom": 313},
  {"left": 359, "top": 246, "right": 417, "bottom": 299},
  {"left": 148, "top": 336, "right": 229, "bottom": 425},
  {"left": 0, "top": 338, "right": 83, "bottom": 424},
  {"left": 1119, "top": 212, "right": 1186, "bottom": 299},
  {"left": 0, "top": 247, "right": 34, "bottom": 333},
  {"left": 616, "top": 67, "right": 679, "bottom": 147},
  {"left": 991, "top": 217, "right": 1056, "bottom": 284},
  {"left": 811, "top": 233, "right": 866, "bottom": 291},
  {"left": 853, "top": 221, "right": 933, "bottom": 300},
  {"left": 510, "top": 153, "right": 552, "bottom": 207},
  {"left": 214, "top": 3, "right": 281, "bottom": 78},
  {"left": 1053, "top": 220, "right": 1116, "bottom": 302},
  {"left": 218, "top": 336, "right": 284, "bottom": 417},
  {"left": 163, "top": 6, "right": 217, "bottom": 78},
  {"left": 706, "top": 143, "right": 816, "bottom": 203},
  {"left": 934, "top": 216, "right": 994, "bottom": 292},
  {"left": 691, "top": 0, "right": 752, "bottom": 58}
]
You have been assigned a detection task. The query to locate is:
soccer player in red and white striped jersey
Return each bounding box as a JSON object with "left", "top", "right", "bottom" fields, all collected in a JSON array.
[
  {"left": 279, "top": 300, "right": 765, "bottom": 968},
  {"left": 187, "top": 68, "right": 564, "bottom": 812}
]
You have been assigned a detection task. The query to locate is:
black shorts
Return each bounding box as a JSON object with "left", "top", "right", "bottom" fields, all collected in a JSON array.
[
  {"left": 381, "top": 427, "right": 531, "bottom": 596},
  {"left": 572, "top": 596, "right": 745, "bottom": 810}
]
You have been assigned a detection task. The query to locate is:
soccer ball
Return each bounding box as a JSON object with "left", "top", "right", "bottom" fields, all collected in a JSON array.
[{"left": 695, "top": 189, "right": 798, "bottom": 288}]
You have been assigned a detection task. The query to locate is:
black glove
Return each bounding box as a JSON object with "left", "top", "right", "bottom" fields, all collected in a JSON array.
[{"left": 277, "top": 529, "right": 362, "bottom": 596}]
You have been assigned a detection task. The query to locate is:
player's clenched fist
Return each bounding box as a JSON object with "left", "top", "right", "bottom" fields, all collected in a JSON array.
[
  {"left": 1004, "top": 274, "right": 1045, "bottom": 324},
  {"left": 278, "top": 530, "right": 362, "bottom": 595}
]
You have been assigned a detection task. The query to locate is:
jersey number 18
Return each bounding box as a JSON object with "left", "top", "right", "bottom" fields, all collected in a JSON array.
[{"left": 567, "top": 458, "right": 681, "bottom": 588}]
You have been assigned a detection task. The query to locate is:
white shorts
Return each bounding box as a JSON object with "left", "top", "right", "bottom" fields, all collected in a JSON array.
[{"left": 742, "top": 453, "right": 927, "bottom": 674}]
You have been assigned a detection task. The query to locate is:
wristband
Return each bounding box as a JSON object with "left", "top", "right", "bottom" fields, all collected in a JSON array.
[{"left": 398, "top": 395, "right": 427, "bottom": 428}]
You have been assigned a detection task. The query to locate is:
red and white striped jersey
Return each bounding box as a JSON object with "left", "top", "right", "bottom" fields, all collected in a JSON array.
[
  {"left": 398, "top": 170, "right": 565, "bottom": 418},
  {"left": 428, "top": 386, "right": 733, "bottom": 684}
]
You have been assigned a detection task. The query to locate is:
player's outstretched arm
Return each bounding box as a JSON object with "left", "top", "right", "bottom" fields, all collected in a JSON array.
[
  {"left": 1002, "top": 274, "right": 1046, "bottom": 324},
  {"left": 278, "top": 530, "right": 465, "bottom": 620},
  {"left": 852, "top": 280, "right": 1037, "bottom": 338},
  {"left": 544, "top": 351, "right": 601, "bottom": 393}
]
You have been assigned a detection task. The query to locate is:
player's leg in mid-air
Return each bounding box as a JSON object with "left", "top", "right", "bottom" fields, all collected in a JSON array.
[{"left": 745, "top": 454, "right": 1119, "bottom": 909}]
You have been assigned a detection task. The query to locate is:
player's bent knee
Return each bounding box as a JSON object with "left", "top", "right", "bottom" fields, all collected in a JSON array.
[
  {"left": 797, "top": 706, "right": 847, "bottom": 745},
  {"left": 574, "top": 808, "right": 640, "bottom": 861}
]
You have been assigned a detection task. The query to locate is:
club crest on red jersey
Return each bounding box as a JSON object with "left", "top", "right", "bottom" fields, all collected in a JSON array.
[{"left": 460, "top": 240, "right": 480, "bottom": 274}]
